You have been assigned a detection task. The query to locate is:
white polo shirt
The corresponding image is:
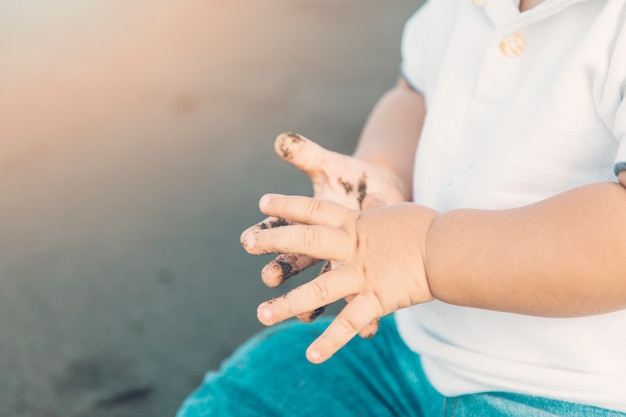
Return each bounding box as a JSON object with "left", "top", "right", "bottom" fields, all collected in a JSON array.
[{"left": 396, "top": 0, "right": 626, "bottom": 412}]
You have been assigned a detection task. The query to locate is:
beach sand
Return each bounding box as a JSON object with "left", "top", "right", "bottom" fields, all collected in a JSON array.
[{"left": 0, "top": 1, "right": 420, "bottom": 415}]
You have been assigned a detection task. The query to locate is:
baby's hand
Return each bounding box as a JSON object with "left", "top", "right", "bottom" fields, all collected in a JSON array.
[
  {"left": 241, "top": 194, "right": 438, "bottom": 364},
  {"left": 257, "top": 132, "right": 407, "bottom": 288}
]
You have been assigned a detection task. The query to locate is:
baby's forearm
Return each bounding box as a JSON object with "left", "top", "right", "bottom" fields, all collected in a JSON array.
[
  {"left": 425, "top": 178, "right": 626, "bottom": 317},
  {"left": 353, "top": 78, "right": 425, "bottom": 201}
]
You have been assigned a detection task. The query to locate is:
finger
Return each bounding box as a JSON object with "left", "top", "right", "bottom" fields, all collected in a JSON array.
[
  {"left": 242, "top": 223, "right": 349, "bottom": 260},
  {"left": 243, "top": 194, "right": 354, "bottom": 257},
  {"left": 257, "top": 266, "right": 357, "bottom": 326},
  {"left": 274, "top": 132, "right": 331, "bottom": 175},
  {"left": 254, "top": 216, "right": 292, "bottom": 230},
  {"left": 262, "top": 254, "right": 321, "bottom": 287},
  {"left": 343, "top": 293, "right": 380, "bottom": 339},
  {"left": 297, "top": 306, "right": 326, "bottom": 323},
  {"left": 243, "top": 216, "right": 321, "bottom": 286},
  {"left": 358, "top": 318, "right": 380, "bottom": 339},
  {"left": 306, "top": 296, "right": 379, "bottom": 364},
  {"left": 297, "top": 260, "right": 332, "bottom": 322},
  {"left": 259, "top": 194, "right": 355, "bottom": 229},
  {"left": 240, "top": 216, "right": 292, "bottom": 248}
]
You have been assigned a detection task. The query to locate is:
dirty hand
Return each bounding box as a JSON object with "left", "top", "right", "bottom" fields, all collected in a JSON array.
[
  {"left": 251, "top": 132, "right": 407, "bottom": 285},
  {"left": 241, "top": 193, "right": 438, "bottom": 364},
  {"left": 247, "top": 133, "right": 408, "bottom": 334}
]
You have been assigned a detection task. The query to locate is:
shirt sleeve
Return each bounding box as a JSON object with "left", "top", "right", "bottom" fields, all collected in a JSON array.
[
  {"left": 613, "top": 55, "right": 626, "bottom": 175},
  {"left": 613, "top": 99, "right": 626, "bottom": 175},
  {"left": 605, "top": 14, "right": 626, "bottom": 176},
  {"left": 400, "top": 2, "right": 432, "bottom": 95}
]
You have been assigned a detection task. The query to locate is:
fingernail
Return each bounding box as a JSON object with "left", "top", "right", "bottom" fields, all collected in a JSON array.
[
  {"left": 258, "top": 305, "right": 273, "bottom": 324},
  {"left": 262, "top": 262, "right": 285, "bottom": 287},
  {"left": 244, "top": 233, "right": 256, "bottom": 249},
  {"left": 259, "top": 194, "right": 271, "bottom": 210},
  {"left": 307, "top": 348, "right": 322, "bottom": 363}
]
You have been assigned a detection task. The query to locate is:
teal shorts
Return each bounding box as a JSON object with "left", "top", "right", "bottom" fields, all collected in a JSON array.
[{"left": 176, "top": 316, "right": 625, "bottom": 417}]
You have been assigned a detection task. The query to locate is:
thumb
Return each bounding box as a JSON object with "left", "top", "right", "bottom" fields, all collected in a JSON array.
[
  {"left": 360, "top": 193, "right": 386, "bottom": 210},
  {"left": 274, "top": 132, "right": 332, "bottom": 176}
]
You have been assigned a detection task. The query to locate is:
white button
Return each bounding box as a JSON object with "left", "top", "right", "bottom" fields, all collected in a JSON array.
[
  {"left": 472, "top": 0, "right": 487, "bottom": 7},
  {"left": 500, "top": 32, "right": 526, "bottom": 57}
]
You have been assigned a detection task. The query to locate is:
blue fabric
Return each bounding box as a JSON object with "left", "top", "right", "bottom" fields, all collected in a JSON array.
[{"left": 176, "top": 317, "right": 626, "bottom": 417}]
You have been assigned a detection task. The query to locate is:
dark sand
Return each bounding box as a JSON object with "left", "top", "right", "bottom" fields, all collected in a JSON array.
[{"left": 0, "top": 1, "right": 420, "bottom": 415}]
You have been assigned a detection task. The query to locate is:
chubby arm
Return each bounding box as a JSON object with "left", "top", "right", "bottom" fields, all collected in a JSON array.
[
  {"left": 353, "top": 77, "right": 426, "bottom": 200},
  {"left": 243, "top": 173, "right": 626, "bottom": 363},
  {"left": 426, "top": 172, "right": 626, "bottom": 317}
]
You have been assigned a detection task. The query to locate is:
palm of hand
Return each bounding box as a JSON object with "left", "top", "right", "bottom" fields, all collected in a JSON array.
[{"left": 275, "top": 132, "right": 406, "bottom": 210}]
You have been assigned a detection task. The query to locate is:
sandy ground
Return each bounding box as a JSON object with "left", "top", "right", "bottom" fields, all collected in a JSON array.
[{"left": 0, "top": 1, "right": 421, "bottom": 416}]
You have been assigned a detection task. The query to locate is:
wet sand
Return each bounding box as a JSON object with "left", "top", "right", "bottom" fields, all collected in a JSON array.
[{"left": 0, "top": 1, "right": 420, "bottom": 416}]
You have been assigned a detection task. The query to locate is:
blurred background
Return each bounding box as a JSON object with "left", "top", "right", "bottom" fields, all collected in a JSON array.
[{"left": 0, "top": 1, "right": 420, "bottom": 416}]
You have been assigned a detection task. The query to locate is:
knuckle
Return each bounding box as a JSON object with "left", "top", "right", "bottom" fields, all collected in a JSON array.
[
  {"left": 267, "top": 230, "right": 279, "bottom": 251},
  {"left": 302, "top": 227, "right": 319, "bottom": 248},
  {"left": 370, "top": 295, "right": 386, "bottom": 317},
  {"left": 281, "top": 292, "right": 297, "bottom": 316},
  {"left": 335, "top": 314, "right": 360, "bottom": 336},
  {"left": 310, "top": 279, "right": 330, "bottom": 303},
  {"left": 305, "top": 198, "right": 322, "bottom": 221}
]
